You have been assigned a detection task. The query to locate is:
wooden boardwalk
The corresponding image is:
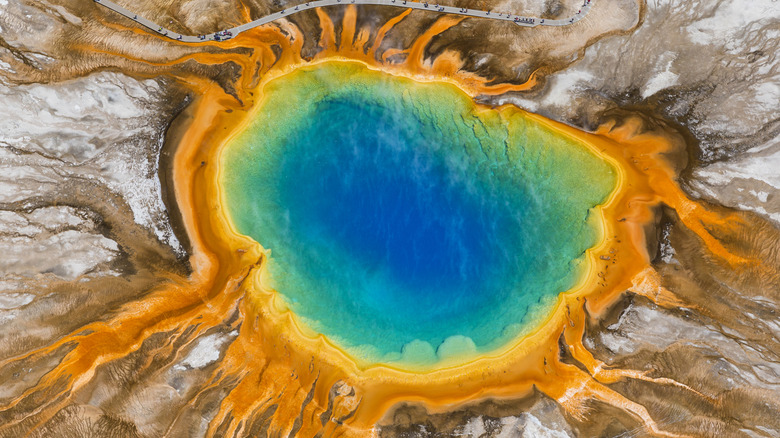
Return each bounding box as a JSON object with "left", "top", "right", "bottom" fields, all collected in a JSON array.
[{"left": 93, "top": 0, "right": 593, "bottom": 43}]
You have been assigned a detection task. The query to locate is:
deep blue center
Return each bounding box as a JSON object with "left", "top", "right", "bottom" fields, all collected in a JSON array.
[{"left": 280, "top": 100, "right": 510, "bottom": 300}]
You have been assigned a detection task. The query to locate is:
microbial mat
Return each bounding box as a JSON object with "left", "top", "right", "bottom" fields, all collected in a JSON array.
[{"left": 222, "top": 61, "right": 616, "bottom": 368}]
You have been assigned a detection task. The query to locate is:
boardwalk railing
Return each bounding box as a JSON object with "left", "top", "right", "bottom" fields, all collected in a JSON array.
[{"left": 93, "top": 0, "right": 593, "bottom": 43}]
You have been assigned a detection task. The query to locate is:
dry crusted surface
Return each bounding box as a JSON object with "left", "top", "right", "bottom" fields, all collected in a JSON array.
[{"left": 0, "top": 0, "right": 778, "bottom": 436}]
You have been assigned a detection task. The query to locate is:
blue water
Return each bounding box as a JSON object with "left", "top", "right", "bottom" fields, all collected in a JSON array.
[
  {"left": 223, "top": 62, "right": 615, "bottom": 366},
  {"left": 281, "top": 100, "right": 514, "bottom": 304}
]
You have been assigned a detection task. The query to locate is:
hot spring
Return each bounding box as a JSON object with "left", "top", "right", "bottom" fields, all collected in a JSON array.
[{"left": 221, "top": 61, "right": 616, "bottom": 368}]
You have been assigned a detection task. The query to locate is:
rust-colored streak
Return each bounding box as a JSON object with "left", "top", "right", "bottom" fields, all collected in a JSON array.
[
  {"left": 405, "top": 15, "right": 465, "bottom": 72},
  {"left": 371, "top": 8, "right": 412, "bottom": 55},
  {"left": 354, "top": 28, "right": 371, "bottom": 54},
  {"left": 316, "top": 8, "right": 337, "bottom": 50},
  {"left": 237, "top": 0, "right": 254, "bottom": 22},
  {"left": 594, "top": 119, "right": 753, "bottom": 267},
  {"left": 340, "top": 5, "right": 358, "bottom": 52},
  {"left": 477, "top": 69, "right": 539, "bottom": 94}
]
